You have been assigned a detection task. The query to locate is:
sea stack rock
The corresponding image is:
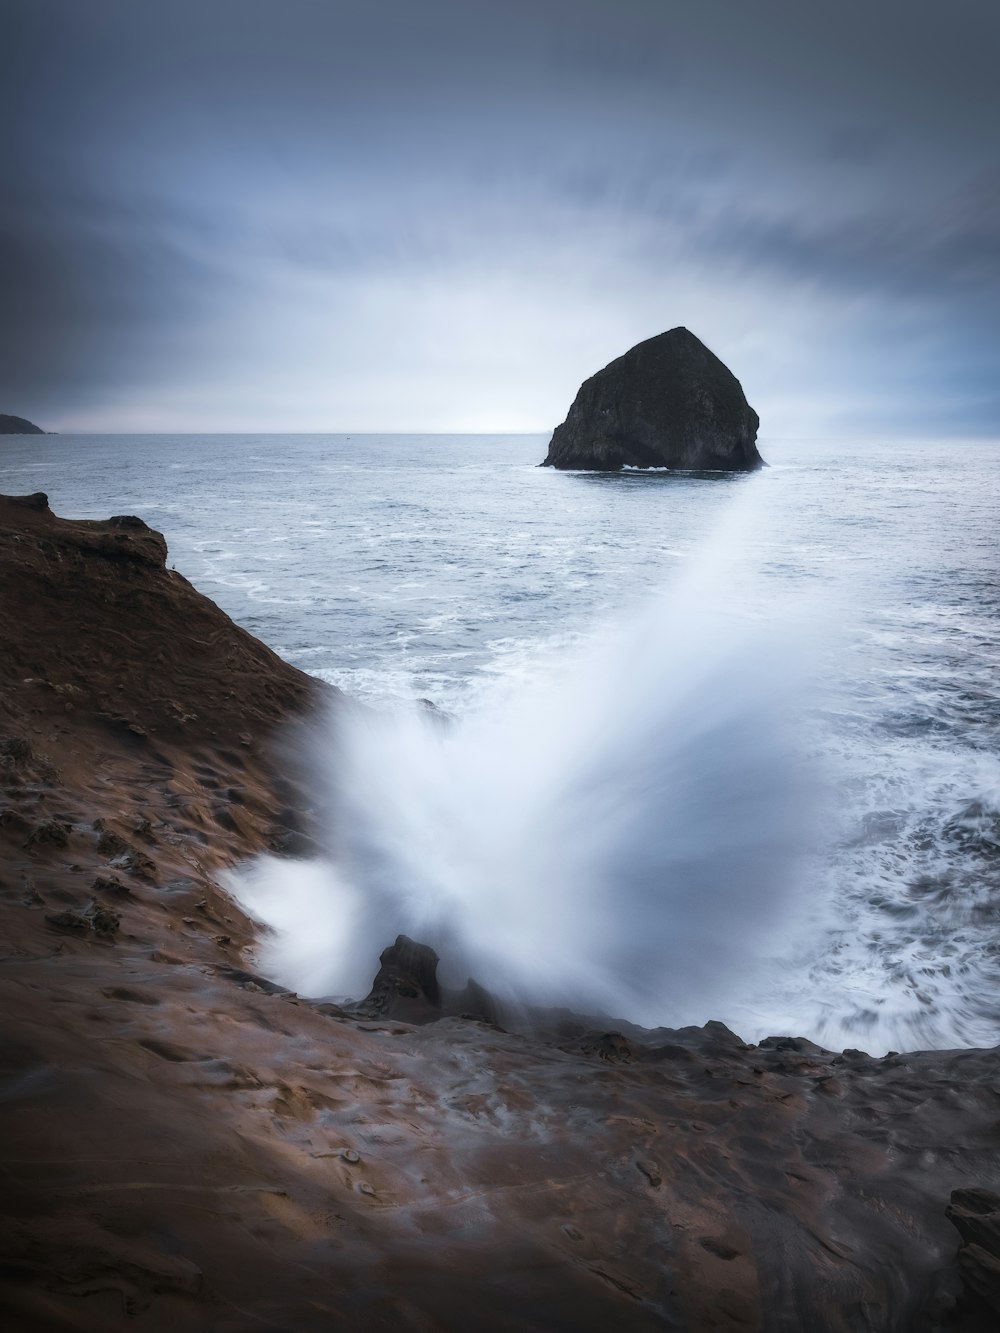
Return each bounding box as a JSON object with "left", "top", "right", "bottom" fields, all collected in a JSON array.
[
  {"left": 542, "top": 327, "right": 763, "bottom": 471},
  {"left": 0, "top": 414, "right": 44, "bottom": 435}
]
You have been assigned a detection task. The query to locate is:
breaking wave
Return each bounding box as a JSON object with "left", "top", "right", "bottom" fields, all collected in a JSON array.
[{"left": 230, "top": 514, "right": 818, "bottom": 1029}]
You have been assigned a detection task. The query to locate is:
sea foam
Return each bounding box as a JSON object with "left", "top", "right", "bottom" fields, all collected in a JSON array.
[{"left": 229, "top": 500, "right": 818, "bottom": 1028}]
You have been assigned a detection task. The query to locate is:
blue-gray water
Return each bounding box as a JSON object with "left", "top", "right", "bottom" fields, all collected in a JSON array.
[{"left": 3, "top": 434, "right": 999, "bottom": 1051}]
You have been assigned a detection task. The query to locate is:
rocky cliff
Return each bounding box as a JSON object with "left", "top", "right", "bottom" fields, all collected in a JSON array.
[
  {"left": 1, "top": 494, "right": 997, "bottom": 1332},
  {"left": 542, "top": 327, "right": 764, "bottom": 471}
]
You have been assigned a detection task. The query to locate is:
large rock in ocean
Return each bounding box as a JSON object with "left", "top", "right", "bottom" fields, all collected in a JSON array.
[
  {"left": 542, "top": 327, "right": 764, "bottom": 471},
  {"left": 0, "top": 413, "right": 44, "bottom": 434}
]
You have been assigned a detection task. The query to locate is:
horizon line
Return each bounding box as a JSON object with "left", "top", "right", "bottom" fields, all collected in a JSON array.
[{"left": 9, "top": 430, "right": 1000, "bottom": 445}]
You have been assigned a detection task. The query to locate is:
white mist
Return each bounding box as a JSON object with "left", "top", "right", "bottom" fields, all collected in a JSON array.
[{"left": 229, "top": 497, "right": 818, "bottom": 1030}]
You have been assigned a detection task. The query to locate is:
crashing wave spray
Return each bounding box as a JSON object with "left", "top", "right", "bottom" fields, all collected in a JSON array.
[{"left": 230, "top": 510, "right": 817, "bottom": 1028}]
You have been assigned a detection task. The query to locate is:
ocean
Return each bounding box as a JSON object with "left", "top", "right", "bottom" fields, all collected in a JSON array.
[{"left": 3, "top": 433, "right": 999, "bottom": 1053}]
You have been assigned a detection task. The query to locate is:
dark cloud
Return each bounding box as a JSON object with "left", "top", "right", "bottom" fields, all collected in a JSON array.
[
  {"left": 690, "top": 180, "right": 1000, "bottom": 305},
  {"left": 822, "top": 126, "right": 890, "bottom": 166},
  {"left": 0, "top": 187, "right": 242, "bottom": 412},
  {"left": 1, "top": 0, "right": 998, "bottom": 432}
]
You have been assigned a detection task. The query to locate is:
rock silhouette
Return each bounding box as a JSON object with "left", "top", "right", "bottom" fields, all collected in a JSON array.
[
  {"left": 542, "top": 327, "right": 763, "bottom": 471},
  {"left": 0, "top": 413, "right": 44, "bottom": 434}
]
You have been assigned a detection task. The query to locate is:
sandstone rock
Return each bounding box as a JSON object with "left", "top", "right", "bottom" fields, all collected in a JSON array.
[
  {"left": 0, "top": 492, "right": 324, "bottom": 746},
  {"left": 6, "top": 492, "right": 1000, "bottom": 1333},
  {"left": 45, "top": 909, "right": 90, "bottom": 932},
  {"left": 87, "top": 902, "right": 121, "bottom": 937}
]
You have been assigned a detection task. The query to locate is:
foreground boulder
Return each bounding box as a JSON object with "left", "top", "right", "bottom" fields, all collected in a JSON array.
[{"left": 542, "top": 327, "right": 763, "bottom": 471}]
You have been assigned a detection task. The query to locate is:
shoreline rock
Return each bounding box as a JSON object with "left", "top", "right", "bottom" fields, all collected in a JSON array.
[
  {"left": 0, "top": 491, "right": 323, "bottom": 748},
  {"left": 1, "top": 491, "right": 996, "bottom": 1331},
  {"left": 542, "top": 327, "right": 764, "bottom": 471}
]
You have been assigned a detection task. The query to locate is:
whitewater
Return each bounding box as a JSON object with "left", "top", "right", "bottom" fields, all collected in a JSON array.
[{"left": 4, "top": 432, "right": 998, "bottom": 1052}]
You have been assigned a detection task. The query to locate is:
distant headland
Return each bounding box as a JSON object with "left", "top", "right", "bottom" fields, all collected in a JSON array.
[
  {"left": 541, "top": 327, "right": 763, "bottom": 472},
  {"left": 0, "top": 414, "right": 45, "bottom": 435}
]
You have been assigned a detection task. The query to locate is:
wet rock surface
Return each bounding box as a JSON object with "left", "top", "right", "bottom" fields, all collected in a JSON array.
[
  {"left": 1, "top": 493, "right": 998, "bottom": 1331},
  {"left": 542, "top": 327, "right": 764, "bottom": 472},
  {"left": 357, "top": 934, "right": 502, "bottom": 1026},
  {"left": 360, "top": 933, "right": 443, "bottom": 1017},
  {"left": 947, "top": 1189, "right": 1000, "bottom": 1324}
]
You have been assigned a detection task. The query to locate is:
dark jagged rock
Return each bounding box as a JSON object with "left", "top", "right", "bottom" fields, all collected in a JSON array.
[
  {"left": 542, "top": 326, "right": 764, "bottom": 471},
  {"left": 361, "top": 934, "right": 443, "bottom": 1019},
  {"left": 451, "top": 975, "right": 501, "bottom": 1025},
  {"left": 947, "top": 1189, "right": 1000, "bottom": 1318},
  {"left": 0, "top": 413, "right": 44, "bottom": 434},
  {"left": 359, "top": 936, "right": 503, "bottom": 1026}
]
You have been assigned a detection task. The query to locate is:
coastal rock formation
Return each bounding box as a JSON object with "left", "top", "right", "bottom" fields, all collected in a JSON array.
[
  {"left": 0, "top": 413, "right": 44, "bottom": 434},
  {"left": 0, "top": 491, "right": 320, "bottom": 749},
  {"left": 542, "top": 327, "right": 763, "bottom": 471},
  {"left": 357, "top": 934, "right": 501, "bottom": 1026},
  {"left": 361, "top": 933, "right": 443, "bottom": 1018},
  {"left": 2, "top": 493, "right": 998, "bottom": 1331}
]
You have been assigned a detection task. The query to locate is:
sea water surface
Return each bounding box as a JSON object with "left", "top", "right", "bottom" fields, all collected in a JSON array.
[{"left": 3, "top": 433, "right": 998, "bottom": 1052}]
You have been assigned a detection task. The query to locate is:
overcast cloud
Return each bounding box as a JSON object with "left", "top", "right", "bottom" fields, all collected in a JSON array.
[{"left": 2, "top": 0, "right": 998, "bottom": 435}]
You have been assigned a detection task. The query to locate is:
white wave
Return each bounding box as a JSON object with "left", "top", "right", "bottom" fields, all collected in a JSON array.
[{"left": 229, "top": 497, "right": 820, "bottom": 1028}]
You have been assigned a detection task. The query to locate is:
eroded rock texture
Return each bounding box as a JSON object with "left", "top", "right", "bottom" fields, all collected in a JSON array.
[{"left": 2, "top": 492, "right": 998, "bottom": 1332}]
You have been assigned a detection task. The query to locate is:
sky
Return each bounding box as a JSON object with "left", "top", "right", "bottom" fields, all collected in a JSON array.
[{"left": 2, "top": 0, "right": 999, "bottom": 436}]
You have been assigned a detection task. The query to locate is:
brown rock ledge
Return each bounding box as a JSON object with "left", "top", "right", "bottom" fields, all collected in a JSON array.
[{"left": 1, "top": 493, "right": 997, "bottom": 1332}]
